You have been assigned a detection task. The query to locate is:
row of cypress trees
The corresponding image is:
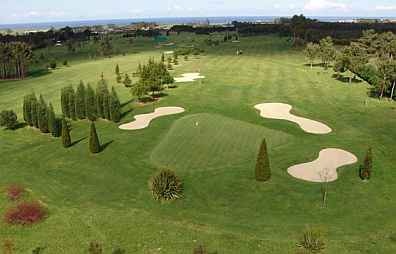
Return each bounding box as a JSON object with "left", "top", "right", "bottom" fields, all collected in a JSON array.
[
  {"left": 61, "top": 79, "right": 122, "bottom": 123},
  {"left": 23, "top": 93, "right": 61, "bottom": 137}
]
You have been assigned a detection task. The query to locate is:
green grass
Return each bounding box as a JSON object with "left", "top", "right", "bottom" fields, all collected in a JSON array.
[{"left": 1, "top": 34, "right": 396, "bottom": 253}]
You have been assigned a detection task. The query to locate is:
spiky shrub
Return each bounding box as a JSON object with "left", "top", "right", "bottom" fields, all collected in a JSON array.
[
  {"left": 150, "top": 169, "right": 183, "bottom": 201},
  {"left": 4, "top": 201, "right": 47, "bottom": 225},
  {"left": 5, "top": 184, "right": 25, "bottom": 201},
  {"left": 297, "top": 228, "right": 325, "bottom": 253}
]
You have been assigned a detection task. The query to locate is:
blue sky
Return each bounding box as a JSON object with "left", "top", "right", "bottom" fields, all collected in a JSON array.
[{"left": 1, "top": 0, "right": 396, "bottom": 24}]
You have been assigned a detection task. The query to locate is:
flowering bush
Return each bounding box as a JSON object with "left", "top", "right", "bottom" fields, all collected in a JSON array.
[
  {"left": 5, "top": 184, "right": 25, "bottom": 201},
  {"left": 4, "top": 201, "right": 47, "bottom": 225}
]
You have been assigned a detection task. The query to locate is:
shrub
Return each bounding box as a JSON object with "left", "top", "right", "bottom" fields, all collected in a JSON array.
[
  {"left": 297, "top": 227, "right": 325, "bottom": 253},
  {"left": 4, "top": 201, "right": 47, "bottom": 225},
  {"left": 150, "top": 169, "right": 183, "bottom": 201},
  {"left": 49, "top": 61, "right": 57, "bottom": 69},
  {"left": 255, "top": 139, "right": 271, "bottom": 181},
  {"left": 5, "top": 184, "right": 25, "bottom": 201},
  {"left": 63, "top": 60, "right": 68, "bottom": 66},
  {"left": 0, "top": 110, "right": 18, "bottom": 130}
]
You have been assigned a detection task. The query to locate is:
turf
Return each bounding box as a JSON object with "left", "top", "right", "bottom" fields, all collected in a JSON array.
[{"left": 0, "top": 34, "right": 396, "bottom": 253}]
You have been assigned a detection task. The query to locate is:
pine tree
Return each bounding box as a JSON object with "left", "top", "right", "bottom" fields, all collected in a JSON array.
[
  {"left": 255, "top": 139, "right": 271, "bottom": 181},
  {"left": 86, "top": 84, "right": 97, "bottom": 121},
  {"left": 61, "top": 118, "right": 71, "bottom": 148},
  {"left": 47, "top": 103, "right": 60, "bottom": 137},
  {"left": 76, "top": 81, "right": 86, "bottom": 119},
  {"left": 38, "top": 95, "right": 49, "bottom": 133},
  {"left": 161, "top": 53, "right": 165, "bottom": 62},
  {"left": 23, "top": 94, "right": 33, "bottom": 125},
  {"left": 89, "top": 121, "right": 101, "bottom": 153},
  {"left": 103, "top": 90, "right": 110, "bottom": 120},
  {"left": 61, "top": 86, "right": 72, "bottom": 118},
  {"left": 115, "top": 64, "right": 120, "bottom": 75},
  {"left": 96, "top": 79, "right": 108, "bottom": 118},
  {"left": 30, "top": 94, "right": 39, "bottom": 128},
  {"left": 68, "top": 89, "right": 76, "bottom": 120},
  {"left": 110, "top": 87, "right": 122, "bottom": 122}
]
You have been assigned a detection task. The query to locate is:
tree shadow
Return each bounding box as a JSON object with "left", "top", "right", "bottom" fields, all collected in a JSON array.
[
  {"left": 71, "top": 137, "right": 87, "bottom": 147},
  {"left": 121, "top": 98, "right": 134, "bottom": 107},
  {"left": 152, "top": 92, "right": 168, "bottom": 98},
  {"left": 332, "top": 74, "right": 362, "bottom": 84},
  {"left": 28, "top": 68, "right": 51, "bottom": 78},
  {"left": 121, "top": 108, "right": 133, "bottom": 119},
  {"left": 101, "top": 140, "right": 114, "bottom": 152},
  {"left": 13, "top": 122, "right": 27, "bottom": 130}
]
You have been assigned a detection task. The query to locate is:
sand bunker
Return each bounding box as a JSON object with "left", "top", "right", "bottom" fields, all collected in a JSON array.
[
  {"left": 254, "top": 103, "right": 332, "bottom": 134},
  {"left": 175, "top": 73, "right": 205, "bottom": 83},
  {"left": 287, "top": 148, "right": 358, "bottom": 183},
  {"left": 164, "top": 51, "right": 174, "bottom": 54},
  {"left": 119, "top": 107, "right": 185, "bottom": 130}
]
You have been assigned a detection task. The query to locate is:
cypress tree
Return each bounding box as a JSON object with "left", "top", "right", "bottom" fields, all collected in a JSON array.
[
  {"left": 61, "top": 86, "right": 71, "bottom": 118},
  {"left": 30, "top": 94, "right": 39, "bottom": 128},
  {"left": 61, "top": 118, "right": 71, "bottom": 148},
  {"left": 115, "top": 64, "right": 120, "bottom": 75},
  {"left": 86, "top": 84, "right": 97, "bottom": 121},
  {"left": 38, "top": 95, "right": 49, "bottom": 133},
  {"left": 102, "top": 88, "right": 110, "bottom": 120},
  {"left": 47, "top": 103, "right": 60, "bottom": 137},
  {"left": 76, "top": 81, "right": 86, "bottom": 119},
  {"left": 96, "top": 79, "right": 108, "bottom": 118},
  {"left": 89, "top": 121, "right": 101, "bottom": 153},
  {"left": 23, "top": 94, "right": 32, "bottom": 125},
  {"left": 68, "top": 89, "right": 76, "bottom": 120},
  {"left": 360, "top": 147, "right": 373, "bottom": 180},
  {"left": 161, "top": 53, "right": 165, "bottom": 62},
  {"left": 110, "top": 87, "right": 122, "bottom": 122},
  {"left": 255, "top": 139, "right": 271, "bottom": 181}
]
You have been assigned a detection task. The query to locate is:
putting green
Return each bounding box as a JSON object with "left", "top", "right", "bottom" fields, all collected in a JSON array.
[{"left": 151, "top": 113, "right": 292, "bottom": 172}]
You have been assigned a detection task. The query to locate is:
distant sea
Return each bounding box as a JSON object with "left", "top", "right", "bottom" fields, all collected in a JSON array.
[{"left": 1, "top": 16, "right": 395, "bottom": 30}]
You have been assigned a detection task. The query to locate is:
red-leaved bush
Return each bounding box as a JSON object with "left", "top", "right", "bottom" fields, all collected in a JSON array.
[
  {"left": 4, "top": 201, "right": 47, "bottom": 225},
  {"left": 5, "top": 184, "right": 25, "bottom": 201}
]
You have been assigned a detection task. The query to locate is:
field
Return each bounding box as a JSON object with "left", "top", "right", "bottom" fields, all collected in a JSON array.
[{"left": 1, "top": 34, "right": 396, "bottom": 253}]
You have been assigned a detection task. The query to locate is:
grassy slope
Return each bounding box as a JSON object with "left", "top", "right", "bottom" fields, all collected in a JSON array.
[{"left": 0, "top": 35, "right": 396, "bottom": 253}]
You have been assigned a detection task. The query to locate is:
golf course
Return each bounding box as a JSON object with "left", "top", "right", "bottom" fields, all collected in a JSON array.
[{"left": 0, "top": 34, "right": 395, "bottom": 253}]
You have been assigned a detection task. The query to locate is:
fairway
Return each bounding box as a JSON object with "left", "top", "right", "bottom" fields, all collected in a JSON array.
[{"left": 1, "top": 35, "right": 396, "bottom": 253}]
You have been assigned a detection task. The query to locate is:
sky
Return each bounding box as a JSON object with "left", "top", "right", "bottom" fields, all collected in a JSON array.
[{"left": 1, "top": 0, "right": 396, "bottom": 24}]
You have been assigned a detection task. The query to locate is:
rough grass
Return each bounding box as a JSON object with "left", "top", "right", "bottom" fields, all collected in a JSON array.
[{"left": 0, "top": 34, "right": 395, "bottom": 253}]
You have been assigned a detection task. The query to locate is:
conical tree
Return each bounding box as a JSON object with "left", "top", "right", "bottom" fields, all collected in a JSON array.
[
  {"left": 30, "top": 94, "right": 39, "bottom": 128},
  {"left": 68, "top": 89, "right": 76, "bottom": 120},
  {"left": 23, "top": 94, "right": 33, "bottom": 125},
  {"left": 47, "top": 103, "right": 60, "bottom": 137},
  {"left": 89, "top": 121, "right": 101, "bottom": 153},
  {"left": 76, "top": 81, "right": 86, "bottom": 119},
  {"left": 110, "top": 87, "right": 122, "bottom": 122},
  {"left": 38, "top": 95, "right": 49, "bottom": 133},
  {"left": 360, "top": 147, "right": 373, "bottom": 180},
  {"left": 161, "top": 53, "right": 165, "bottom": 62},
  {"left": 255, "top": 139, "right": 271, "bottom": 181},
  {"left": 61, "top": 118, "right": 72, "bottom": 148},
  {"left": 96, "top": 79, "right": 108, "bottom": 118},
  {"left": 86, "top": 84, "right": 97, "bottom": 121},
  {"left": 115, "top": 64, "right": 120, "bottom": 75},
  {"left": 61, "top": 86, "right": 73, "bottom": 118},
  {"left": 102, "top": 89, "right": 111, "bottom": 120}
]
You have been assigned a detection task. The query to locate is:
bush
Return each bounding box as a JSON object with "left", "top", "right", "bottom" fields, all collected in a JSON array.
[
  {"left": 63, "top": 60, "right": 68, "bottom": 66},
  {"left": 5, "top": 185, "right": 25, "bottom": 201},
  {"left": 255, "top": 139, "right": 271, "bottom": 181},
  {"left": 49, "top": 61, "right": 57, "bottom": 69},
  {"left": 0, "top": 110, "right": 18, "bottom": 130},
  {"left": 4, "top": 201, "right": 47, "bottom": 225},
  {"left": 150, "top": 169, "right": 183, "bottom": 201},
  {"left": 297, "top": 227, "right": 325, "bottom": 253}
]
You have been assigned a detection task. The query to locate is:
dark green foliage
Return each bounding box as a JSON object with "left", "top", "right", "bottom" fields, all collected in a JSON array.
[
  {"left": 89, "top": 121, "right": 101, "bottom": 154},
  {"left": 31, "top": 246, "right": 45, "bottom": 254},
  {"left": 86, "top": 84, "right": 97, "bottom": 121},
  {"left": 255, "top": 139, "right": 271, "bottom": 181},
  {"left": 88, "top": 241, "right": 102, "bottom": 254},
  {"left": 61, "top": 86, "right": 74, "bottom": 118},
  {"left": 63, "top": 60, "right": 68, "bottom": 66},
  {"left": 96, "top": 79, "right": 109, "bottom": 119},
  {"left": 68, "top": 89, "right": 76, "bottom": 120},
  {"left": 23, "top": 94, "right": 33, "bottom": 125},
  {"left": 112, "top": 248, "right": 125, "bottom": 254},
  {"left": 123, "top": 74, "right": 132, "bottom": 87},
  {"left": 110, "top": 87, "right": 122, "bottom": 122},
  {"left": 0, "top": 110, "right": 18, "bottom": 130},
  {"left": 161, "top": 53, "right": 165, "bottom": 62},
  {"left": 360, "top": 147, "right": 373, "bottom": 180},
  {"left": 76, "top": 81, "right": 86, "bottom": 119},
  {"left": 102, "top": 89, "right": 110, "bottom": 120},
  {"left": 61, "top": 118, "right": 71, "bottom": 148},
  {"left": 49, "top": 61, "right": 56, "bottom": 69},
  {"left": 47, "top": 103, "right": 60, "bottom": 137},
  {"left": 150, "top": 169, "right": 183, "bottom": 201},
  {"left": 38, "top": 95, "right": 49, "bottom": 133},
  {"left": 116, "top": 74, "right": 122, "bottom": 83},
  {"left": 297, "top": 227, "right": 325, "bottom": 253},
  {"left": 115, "top": 64, "right": 120, "bottom": 75}
]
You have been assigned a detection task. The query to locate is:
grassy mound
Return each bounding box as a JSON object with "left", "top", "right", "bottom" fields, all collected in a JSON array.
[{"left": 151, "top": 113, "right": 291, "bottom": 172}]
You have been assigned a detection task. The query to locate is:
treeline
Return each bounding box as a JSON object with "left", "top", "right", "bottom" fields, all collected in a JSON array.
[
  {"left": 170, "top": 25, "right": 234, "bottom": 35},
  {"left": 304, "top": 30, "right": 396, "bottom": 100},
  {"left": 0, "top": 26, "right": 91, "bottom": 49},
  {"left": 23, "top": 94, "right": 61, "bottom": 137},
  {"left": 0, "top": 42, "right": 32, "bottom": 80},
  {"left": 61, "top": 79, "right": 122, "bottom": 123}
]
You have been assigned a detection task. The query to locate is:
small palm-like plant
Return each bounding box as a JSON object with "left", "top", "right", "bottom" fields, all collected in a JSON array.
[
  {"left": 297, "top": 227, "right": 325, "bottom": 253},
  {"left": 150, "top": 169, "right": 183, "bottom": 201}
]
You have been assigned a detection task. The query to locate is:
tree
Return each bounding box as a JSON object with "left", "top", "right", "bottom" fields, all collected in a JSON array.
[
  {"left": 110, "top": 87, "right": 122, "bottom": 122},
  {"left": 116, "top": 74, "right": 122, "bottom": 83},
  {"left": 304, "top": 42, "right": 320, "bottom": 68},
  {"left": 68, "top": 89, "right": 76, "bottom": 120},
  {"left": 98, "top": 36, "right": 113, "bottom": 57},
  {"left": 161, "top": 53, "right": 165, "bottom": 62},
  {"left": 86, "top": 84, "right": 97, "bottom": 121},
  {"left": 360, "top": 147, "right": 373, "bottom": 180},
  {"left": 255, "top": 139, "right": 271, "bottom": 181},
  {"left": 30, "top": 95, "right": 39, "bottom": 128},
  {"left": 131, "top": 80, "right": 149, "bottom": 100},
  {"left": 47, "top": 103, "right": 60, "bottom": 137},
  {"left": 0, "top": 110, "right": 18, "bottom": 130},
  {"left": 0, "top": 42, "right": 32, "bottom": 80},
  {"left": 319, "top": 37, "right": 336, "bottom": 69},
  {"left": 61, "top": 118, "right": 71, "bottom": 148},
  {"left": 38, "top": 95, "right": 49, "bottom": 133},
  {"left": 23, "top": 94, "right": 33, "bottom": 125},
  {"left": 61, "top": 86, "right": 74, "bottom": 118},
  {"left": 76, "top": 81, "right": 86, "bottom": 119},
  {"left": 115, "top": 64, "right": 120, "bottom": 75},
  {"left": 123, "top": 74, "right": 132, "bottom": 87},
  {"left": 89, "top": 121, "right": 101, "bottom": 153},
  {"left": 96, "top": 79, "right": 109, "bottom": 118}
]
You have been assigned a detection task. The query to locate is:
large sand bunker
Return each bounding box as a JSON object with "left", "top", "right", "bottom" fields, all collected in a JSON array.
[
  {"left": 175, "top": 73, "right": 205, "bottom": 83},
  {"left": 119, "top": 107, "right": 185, "bottom": 130},
  {"left": 254, "top": 103, "right": 332, "bottom": 134},
  {"left": 287, "top": 148, "right": 358, "bottom": 183}
]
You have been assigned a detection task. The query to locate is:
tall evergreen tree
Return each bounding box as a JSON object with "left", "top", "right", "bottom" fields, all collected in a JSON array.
[
  {"left": 102, "top": 88, "right": 111, "bottom": 120},
  {"left": 38, "top": 95, "right": 49, "bottom": 133},
  {"left": 30, "top": 94, "right": 39, "bottom": 128},
  {"left": 110, "top": 87, "right": 122, "bottom": 122},
  {"left": 89, "top": 121, "right": 101, "bottom": 153},
  {"left": 47, "top": 103, "right": 60, "bottom": 137},
  {"left": 360, "top": 147, "right": 373, "bottom": 180},
  {"left": 23, "top": 94, "right": 33, "bottom": 125},
  {"left": 86, "top": 84, "right": 97, "bottom": 121},
  {"left": 61, "top": 118, "right": 71, "bottom": 148},
  {"left": 255, "top": 139, "right": 271, "bottom": 181},
  {"left": 115, "top": 64, "right": 120, "bottom": 75},
  {"left": 76, "top": 81, "right": 86, "bottom": 119},
  {"left": 96, "top": 79, "right": 108, "bottom": 118},
  {"left": 61, "top": 86, "right": 73, "bottom": 118},
  {"left": 68, "top": 89, "right": 76, "bottom": 120}
]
